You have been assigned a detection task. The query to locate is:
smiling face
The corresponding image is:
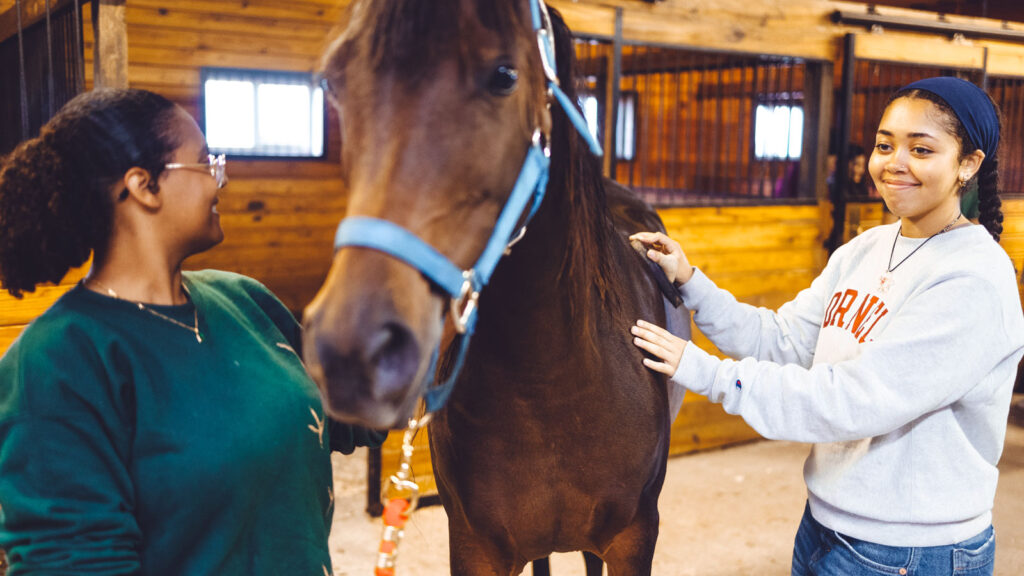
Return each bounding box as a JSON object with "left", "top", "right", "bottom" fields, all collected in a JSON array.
[
  {"left": 158, "top": 107, "right": 225, "bottom": 256},
  {"left": 869, "top": 96, "right": 984, "bottom": 237}
]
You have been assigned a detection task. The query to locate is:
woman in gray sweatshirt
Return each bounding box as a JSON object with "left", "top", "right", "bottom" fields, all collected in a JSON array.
[{"left": 632, "top": 77, "right": 1023, "bottom": 576}]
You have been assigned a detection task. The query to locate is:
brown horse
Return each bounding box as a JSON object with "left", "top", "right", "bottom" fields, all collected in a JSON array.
[{"left": 304, "top": 1, "right": 688, "bottom": 574}]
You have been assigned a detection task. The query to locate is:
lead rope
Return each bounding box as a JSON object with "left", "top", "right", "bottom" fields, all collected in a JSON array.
[{"left": 374, "top": 409, "right": 431, "bottom": 576}]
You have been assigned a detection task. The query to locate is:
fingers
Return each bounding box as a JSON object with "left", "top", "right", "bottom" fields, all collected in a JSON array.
[
  {"left": 634, "top": 319, "right": 674, "bottom": 341},
  {"left": 630, "top": 319, "right": 686, "bottom": 376},
  {"left": 642, "top": 357, "right": 676, "bottom": 376},
  {"left": 630, "top": 231, "right": 672, "bottom": 251},
  {"left": 629, "top": 231, "right": 666, "bottom": 243}
]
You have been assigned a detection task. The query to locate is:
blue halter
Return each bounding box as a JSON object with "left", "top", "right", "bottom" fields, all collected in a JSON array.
[{"left": 333, "top": 0, "right": 602, "bottom": 413}]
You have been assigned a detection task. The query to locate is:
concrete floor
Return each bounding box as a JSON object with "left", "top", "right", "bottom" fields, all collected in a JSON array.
[{"left": 328, "top": 395, "right": 1024, "bottom": 575}]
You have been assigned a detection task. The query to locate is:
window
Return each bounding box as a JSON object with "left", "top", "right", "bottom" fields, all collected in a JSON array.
[
  {"left": 754, "top": 103, "right": 803, "bottom": 160},
  {"left": 578, "top": 91, "right": 637, "bottom": 162},
  {"left": 615, "top": 92, "right": 637, "bottom": 162},
  {"left": 579, "top": 94, "right": 601, "bottom": 145},
  {"left": 201, "top": 68, "right": 325, "bottom": 158}
]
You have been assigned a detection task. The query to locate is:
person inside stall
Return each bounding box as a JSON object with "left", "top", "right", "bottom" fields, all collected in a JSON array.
[
  {"left": 631, "top": 77, "right": 1022, "bottom": 575},
  {"left": 0, "top": 88, "right": 385, "bottom": 575}
]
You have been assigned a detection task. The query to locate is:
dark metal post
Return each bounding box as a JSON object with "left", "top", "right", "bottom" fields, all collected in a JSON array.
[
  {"left": 609, "top": 7, "right": 622, "bottom": 179},
  {"left": 828, "top": 33, "right": 856, "bottom": 254}
]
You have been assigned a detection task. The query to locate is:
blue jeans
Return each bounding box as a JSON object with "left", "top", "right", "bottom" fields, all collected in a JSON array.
[{"left": 791, "top": 503, "right": 995, "bottom": 575}]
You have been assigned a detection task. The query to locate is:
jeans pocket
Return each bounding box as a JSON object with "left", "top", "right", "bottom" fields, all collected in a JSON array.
[
  {"left": 830, "top": 532, "right": 910, "bottom": 575},
  {"left": 952, "top": 528, "right": 995, "bottom": 575}
]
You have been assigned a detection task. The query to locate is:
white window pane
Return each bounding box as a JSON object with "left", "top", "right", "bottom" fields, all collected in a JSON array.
[
  {"left": 788, "top": 107, "right": 804, "bottom": 159},
  {"left": 617, "top": 96, "right": 635, "bottom": 161},
  {"left": 755, "top": 104, "right": 803, "bottom": 160},
  {"left": 257, "top": 84, "right": 311, "bottom": 150},
  {"left": 580, "top": 95, "right": 600, "bottom": 143},
  {"left": 205, "top": 80, "right": 255, "bottom": 150}
]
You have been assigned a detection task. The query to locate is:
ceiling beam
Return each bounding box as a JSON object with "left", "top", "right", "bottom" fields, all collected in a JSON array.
[
  {"left": 0, "top": 0, "right": 74, "bottom": 44},
  {"left": 832, "top": 8, "right": 1024, "bottom": 43}
]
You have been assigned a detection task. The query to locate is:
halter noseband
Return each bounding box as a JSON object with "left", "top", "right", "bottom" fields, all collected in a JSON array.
[{"left": 332, "top": 0, "right": 602, "bottom": 413}]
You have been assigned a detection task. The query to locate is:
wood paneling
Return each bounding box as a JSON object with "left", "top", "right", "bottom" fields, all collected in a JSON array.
[
  {"left": 1000, "top": 199, "right": 1024, "bottom": 301},
  {"left": 0, "top": 263, "right": 89, "bottom": 352}
]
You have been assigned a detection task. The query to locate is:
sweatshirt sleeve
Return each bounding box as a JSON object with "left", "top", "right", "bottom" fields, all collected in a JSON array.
[
  {"left": 0, "top": 327, "right": 142, "bottom": 574},
  {"left": 673, "top": 273, "right": 1018, "bottom": 443},
  {"left": 680, "top": 264, "right": 835, "bottom": 368}
]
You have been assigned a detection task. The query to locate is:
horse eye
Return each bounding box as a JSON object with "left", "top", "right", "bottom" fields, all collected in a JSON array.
[{"left": 487, "top": 65, "right": 519, "bottom": 96}]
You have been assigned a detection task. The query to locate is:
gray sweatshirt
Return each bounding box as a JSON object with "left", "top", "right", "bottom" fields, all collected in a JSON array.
[{"left": 672, "top": 222, "right": 1024, "bottom": 546}]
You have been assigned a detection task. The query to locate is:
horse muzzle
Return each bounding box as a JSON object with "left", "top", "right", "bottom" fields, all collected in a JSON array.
[{"left": 302, "top": 250, "right": 441, "bottom": 429}]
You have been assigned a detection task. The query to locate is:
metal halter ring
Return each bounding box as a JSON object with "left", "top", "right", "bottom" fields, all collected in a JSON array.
[{"left": 450, "top": 270, "right": 480, "bottom": 335}]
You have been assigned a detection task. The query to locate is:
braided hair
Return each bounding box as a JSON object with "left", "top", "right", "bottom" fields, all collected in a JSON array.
[
  {"left": 0, "top": 88, "right": 180, "bottom": 297},
  {"left": 887, "top": 87, "right": 1003, "bottom": 242}
]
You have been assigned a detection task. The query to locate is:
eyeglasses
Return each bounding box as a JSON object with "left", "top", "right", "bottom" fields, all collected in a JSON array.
[{"left": 164, "top": 154, "right": 227, "bottom": 189}]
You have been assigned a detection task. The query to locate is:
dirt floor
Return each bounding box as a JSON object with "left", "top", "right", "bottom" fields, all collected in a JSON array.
[{"left": 328, "top": 394, "right": 1024, "bottom": 575}]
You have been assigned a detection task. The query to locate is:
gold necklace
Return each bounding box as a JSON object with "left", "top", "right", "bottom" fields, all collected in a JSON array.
[
  {"left": 86, "top": 278, "right": 204, "bottom": 343},
  {"left": 877, "top": 210, "right": 962, "bottom": 294}
]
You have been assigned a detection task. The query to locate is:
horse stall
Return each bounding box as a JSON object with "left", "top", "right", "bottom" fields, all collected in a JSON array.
[{"left": 2, "top": 0, "right": 1024, "bottom": 574}]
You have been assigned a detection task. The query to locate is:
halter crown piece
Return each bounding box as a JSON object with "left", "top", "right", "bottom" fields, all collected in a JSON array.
[{"left": 333, "top": 0, "right": 602, "bottom": 413}]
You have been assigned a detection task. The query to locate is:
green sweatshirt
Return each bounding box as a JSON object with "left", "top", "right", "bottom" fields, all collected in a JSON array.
[{"left": 0, "top": 270, "right": 385, "bottom": 575}]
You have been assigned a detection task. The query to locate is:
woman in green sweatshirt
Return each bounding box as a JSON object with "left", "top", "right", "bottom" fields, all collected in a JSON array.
[{"left": 0, "top": 88, "right": 385, "bottom": 575}]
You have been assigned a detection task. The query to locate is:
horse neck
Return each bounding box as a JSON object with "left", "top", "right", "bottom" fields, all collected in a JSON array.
[{"left": 486, "top": 139, "right": 625, "bottom": 330}]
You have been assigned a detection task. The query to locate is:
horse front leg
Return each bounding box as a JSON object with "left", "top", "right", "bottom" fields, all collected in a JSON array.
[
  {"left": 448, "top": 519, "right": 526, "bottom": 576},
  {"left": 598, "top": 509, "right": 659, "bottom": 576}
]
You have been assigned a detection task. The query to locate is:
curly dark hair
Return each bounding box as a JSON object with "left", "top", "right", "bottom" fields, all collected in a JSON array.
[
  {"left": 887, "top": 86, "right": 1003, "bottom": 242},
  {"left": 0, "top": 88, "right": 181, "bottom": 297}
]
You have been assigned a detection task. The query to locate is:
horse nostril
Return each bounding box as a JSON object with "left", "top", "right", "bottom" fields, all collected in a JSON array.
[{"left": 365, "top": 322, "right": 420, "bottom": 400}]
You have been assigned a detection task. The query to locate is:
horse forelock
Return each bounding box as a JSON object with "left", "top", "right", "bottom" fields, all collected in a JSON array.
[{"left": 332, "top": 0, "right": 528, "bottom": 85}]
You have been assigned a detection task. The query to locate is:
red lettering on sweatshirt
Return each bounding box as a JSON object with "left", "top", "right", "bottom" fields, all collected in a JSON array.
[
  {"left": 824, "top": 289, "right": 857, "bottom": 328},
  {"left": 823, "top": 289, "right": 889, "bottom": 343}
]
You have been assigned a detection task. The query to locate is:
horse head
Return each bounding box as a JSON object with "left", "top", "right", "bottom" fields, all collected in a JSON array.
[{"left": 305, "top": 0, "right": 570, "bottom": 429}]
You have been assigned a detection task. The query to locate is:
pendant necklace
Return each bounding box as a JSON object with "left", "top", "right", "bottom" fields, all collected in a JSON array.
[
  {"left": 878, "top": 211, "right": 962, "bottom": 293},
  {"left": 86, "top": 279, "right": 204, "bottom": 343}
]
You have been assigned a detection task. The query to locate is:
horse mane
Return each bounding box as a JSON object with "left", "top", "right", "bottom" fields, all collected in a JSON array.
[{"left": 547, "top": 7, "right": 630, "bottom": 326}]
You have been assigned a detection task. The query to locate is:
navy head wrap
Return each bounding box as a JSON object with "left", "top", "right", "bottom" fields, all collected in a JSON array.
[{"left": 900, "top": 77, "right": 1000, "bottom": 159}]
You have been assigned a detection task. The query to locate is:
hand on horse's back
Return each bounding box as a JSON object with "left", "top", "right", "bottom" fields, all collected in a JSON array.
[{"left": 629, "top": 231, "right": 692, "bottom": 285}]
